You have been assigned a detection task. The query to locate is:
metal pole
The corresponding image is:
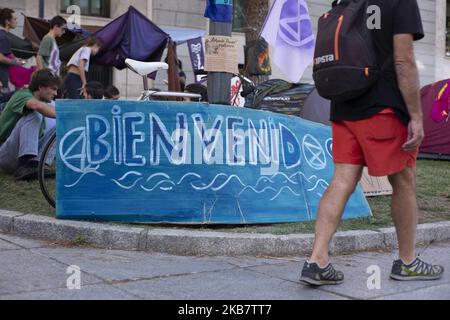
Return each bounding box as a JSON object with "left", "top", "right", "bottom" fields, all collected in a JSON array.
[
  {"left": 39, "top": 0, "right": 45, "bottom": 19},
  {"left": 207, "top": 21, "right": 232, "bottom": 105}
]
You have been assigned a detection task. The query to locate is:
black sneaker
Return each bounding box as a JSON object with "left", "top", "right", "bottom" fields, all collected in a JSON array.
[
  {"left": 299, "top": 261, "right": 344, "bottom": 286},
  {"left": 14, "top": 163, "right": 38, "bottom": 181},
  {"left": 390, "top": 257, "right": 444, "bottom": 281}
]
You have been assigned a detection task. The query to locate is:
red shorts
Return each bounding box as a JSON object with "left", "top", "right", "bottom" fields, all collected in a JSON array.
[{"left": 332, "top": 109, "right": 418, "bottom": 177}]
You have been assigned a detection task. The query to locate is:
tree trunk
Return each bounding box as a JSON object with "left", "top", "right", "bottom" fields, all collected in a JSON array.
[{"left": 244, "top": 0, "right": 269, "bottom": 85}]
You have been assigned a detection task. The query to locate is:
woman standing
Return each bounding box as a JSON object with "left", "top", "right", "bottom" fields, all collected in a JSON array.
[{"left": 64, "top": 36, "right": 101, "bottom": 99}]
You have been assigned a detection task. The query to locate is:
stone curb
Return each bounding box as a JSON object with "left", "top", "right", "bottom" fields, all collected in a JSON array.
[{"left": 1, "top": 210, "right": 450, "bottom": 257}]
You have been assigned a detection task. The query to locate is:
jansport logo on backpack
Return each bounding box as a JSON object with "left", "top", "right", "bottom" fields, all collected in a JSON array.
[{"left": 313, "top": 0, "right": 379, "bottom": 102}]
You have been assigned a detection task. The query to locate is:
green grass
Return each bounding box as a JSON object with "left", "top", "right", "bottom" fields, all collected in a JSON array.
[
  {"left": 0, "top": 160, "right": 449, "bottom": 235},
  {"left": 0, "top": 173, "right": 55, "bottom": 217}
]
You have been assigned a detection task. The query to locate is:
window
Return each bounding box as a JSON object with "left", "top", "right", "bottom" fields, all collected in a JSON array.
[
  {"left": 233, "top": 0, "right": 246, "bottom": 32},
  {"left": 61, "top": 0, "right": 111, "bottom": 18},
  {"left": 447, "top": 0, "right": 450, "bottom": 57}
]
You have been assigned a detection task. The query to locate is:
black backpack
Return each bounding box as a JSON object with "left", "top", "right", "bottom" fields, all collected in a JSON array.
[
  {"left": 313, "top": 0, "right": 378, "bottom": 102},
  {"left": 245, "top": 79, "right": 315, "bottom": 117}
]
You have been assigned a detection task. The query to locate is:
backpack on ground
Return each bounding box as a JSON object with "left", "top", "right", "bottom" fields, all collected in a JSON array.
[
  {"left": 313, "top": 0, "right": 378, "bottom": 102},
  {"left": 245, "top": 79, "right": 315, "bottom": 117}
]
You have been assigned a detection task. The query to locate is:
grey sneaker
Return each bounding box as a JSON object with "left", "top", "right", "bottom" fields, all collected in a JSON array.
[
  {"left": 299, "top": 261, "right": 344, "bottom": 286},
  {"left": 390, "top": 257, "right": 444, "bottom": 281}
]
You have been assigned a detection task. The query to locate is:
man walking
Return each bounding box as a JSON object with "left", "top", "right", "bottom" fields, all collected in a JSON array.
[
  {"left": 300, "top": 0, "right": 444, "bottom": 286},
  {"left": 36, "top": 16, "right": 67, "bottom": 75}
]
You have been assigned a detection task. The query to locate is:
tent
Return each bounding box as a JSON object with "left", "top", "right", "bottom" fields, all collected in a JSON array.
[
  {"left": 19, "top": 6, "right": 173, "bottom": 93},
  {"left": 22, "top": 15, "right": 98, "bottom": 60},
  {"left": 93, "top": 6, "right": 169, "bottom": 70},
  {"left": 22, "top": 7, "right": 170, "bottom": 69},
  {"left": 23, "top": 15, "right": 87, "bottom": 48},
  {"left": 419, "top": 79, "right": 450, "bottom": 160}
]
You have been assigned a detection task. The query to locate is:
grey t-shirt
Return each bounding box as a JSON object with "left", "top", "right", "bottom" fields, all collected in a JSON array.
[
  {"left": 0, "top": 30, "right": 12, "bottom": 88},
  {"left": 38, "top": 35, "right": 61, "bottom": 75}
]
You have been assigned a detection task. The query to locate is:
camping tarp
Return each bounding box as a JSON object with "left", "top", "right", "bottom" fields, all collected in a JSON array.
[
  {"left": 59, "top": 34, "right": 88, "bottom": 62},
  {"left": 93, "top": 6, "right": 169, "bottom": 69},
  {"left": 5, "top": 32, "right": 35, "bottom": 59},
  {"left": 420, "top": 79, "right": 450, "bottom": 159},
  {"left": 22, "top": 6, "right": 170, "bottom": 69},
  {"left": 22, "top": 15, "right": 97, "bottom": 62},
  {"left": 23, "top": 15, "right": 92, "bottom": 49}
]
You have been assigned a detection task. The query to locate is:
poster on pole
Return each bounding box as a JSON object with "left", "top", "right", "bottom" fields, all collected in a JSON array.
[{"left": 204, "top": 36, "right": 238, "bottom": 74}]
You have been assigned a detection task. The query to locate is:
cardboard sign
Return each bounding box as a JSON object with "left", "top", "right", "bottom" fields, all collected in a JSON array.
[
  {"left": 56, "top": 100, "right": 371, "bottom": 224},
  {"left": 360, "top": 168, "right": 393, "bottom": 197},
  {"left": 204, "top": 36, "right": 238, "bottom": 74}
]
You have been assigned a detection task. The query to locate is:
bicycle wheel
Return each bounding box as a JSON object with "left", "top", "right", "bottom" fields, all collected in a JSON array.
[{"left": 39, "top": 131, "right": 57, "bottom": 208}]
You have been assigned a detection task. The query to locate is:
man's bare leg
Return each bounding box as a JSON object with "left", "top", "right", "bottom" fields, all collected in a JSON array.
[
  {"left": 388, "top": 167, "right": 418, "bottom": 264},
  {"left": 309, "top": 164, "right": 364, "bottom": 267}
]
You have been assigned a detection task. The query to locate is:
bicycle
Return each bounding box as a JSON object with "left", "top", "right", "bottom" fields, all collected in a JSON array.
[{"left": 38, "top": 59, "right": 202, "bottom": 208}]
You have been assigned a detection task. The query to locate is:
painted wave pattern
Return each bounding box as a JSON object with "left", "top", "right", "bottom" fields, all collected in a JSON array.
[{"left": 109, "top": 171, "right": 329, "bottom": 202}]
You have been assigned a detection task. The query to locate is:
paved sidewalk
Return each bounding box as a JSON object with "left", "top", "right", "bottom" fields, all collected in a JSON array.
[
  {"left": 0, "top": 232, "right": 449, "bottom": 300},
  {"left": 2, "top": 211, "right": 450, "bottom": 257}
]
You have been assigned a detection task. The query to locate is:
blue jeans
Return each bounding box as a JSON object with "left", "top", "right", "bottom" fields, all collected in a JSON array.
[
  {"left": 0, "top": 112, "right": 54, "bottom": 173},
  {"left": 64, "top": 73, "right": 84, "bottom": 99}
]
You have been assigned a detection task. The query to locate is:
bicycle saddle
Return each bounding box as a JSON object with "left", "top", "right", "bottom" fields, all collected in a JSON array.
[{"left": 125, "top": 59, "right": 168, "bottom": 76}]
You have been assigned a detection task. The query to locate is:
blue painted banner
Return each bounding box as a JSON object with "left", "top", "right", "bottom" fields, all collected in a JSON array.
[{"left": 56, "top": 100, "right": 371, "bottom": 224}]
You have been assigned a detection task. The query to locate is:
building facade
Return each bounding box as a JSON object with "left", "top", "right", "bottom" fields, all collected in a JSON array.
[{"left": 2, "top": 0, "right": 450, "bottom": 98}]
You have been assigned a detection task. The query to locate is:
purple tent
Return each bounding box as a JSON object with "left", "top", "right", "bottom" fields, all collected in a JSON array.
[
  {"left": 93, "top": 6, "right": 169, "bottom": 70},
  {"left": 419, "top": 79, "right": 450, "bottom": 160}
]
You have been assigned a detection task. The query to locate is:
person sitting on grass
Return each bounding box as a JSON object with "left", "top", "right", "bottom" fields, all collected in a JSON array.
[
  {"left": 83, "top": 81, "right": 104, "bottom": 100},
  {"left": 0, "top": 69, "right": 60, "bottom": 181},
  {"left": 104, "top": 85, "right": 120, "bottom": 100}
]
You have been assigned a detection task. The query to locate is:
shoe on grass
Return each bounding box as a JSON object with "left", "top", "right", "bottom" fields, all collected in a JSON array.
[
  {"left": 14, "top": 163, "right": 38, "bottom": 181},
  {"left": 390, "top": 257, "right": 444, "bottom": 281},
  {"left": 299, "top": 261, "right": 344, "bottom": 286}
]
